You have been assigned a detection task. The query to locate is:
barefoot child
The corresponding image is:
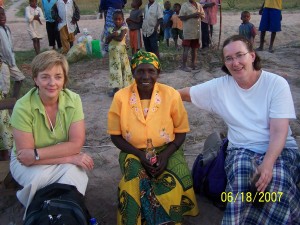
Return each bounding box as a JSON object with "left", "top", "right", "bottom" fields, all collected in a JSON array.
[
  {"left": 239, "top": 11, "right": 257, "bottom": 45},
  {"left": 179, "top": 0, "right": 205, "bottom": 72},
  {"left": 126, "top": 0, "right": 143, "bottom": 55},
  {"left": 25, "top": 0, "right": 45, "bottom": 55},
  {"left": 170, "top": 3, "right": 183, "bottom": 50},
  {"left": 163, "top": 1, "right": 173, "bottom": 47},
  {"left": 106, "top": 10, "right": 133, "bottom": 97}
]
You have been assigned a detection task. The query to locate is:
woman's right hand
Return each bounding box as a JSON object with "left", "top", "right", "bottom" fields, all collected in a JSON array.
[
  {"left": 69, "top": 153, "right": 94, "bottom": 171},
  {"left": 137, "top": 152, "right": 156, "bottom": 176}
]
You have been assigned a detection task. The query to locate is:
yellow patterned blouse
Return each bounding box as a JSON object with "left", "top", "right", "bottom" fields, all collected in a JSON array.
[{"left": 107, "top": 81, "right": 190, "bottom": 149}]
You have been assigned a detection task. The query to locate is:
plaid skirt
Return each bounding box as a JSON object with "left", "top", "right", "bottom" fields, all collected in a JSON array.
[{"left": 222, "top": 147, "right": 300, "bottom": 225}]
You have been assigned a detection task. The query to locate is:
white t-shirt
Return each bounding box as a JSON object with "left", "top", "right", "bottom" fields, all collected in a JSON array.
[{"left": 190, "top": 70, "right": 297, "bottom": 154}]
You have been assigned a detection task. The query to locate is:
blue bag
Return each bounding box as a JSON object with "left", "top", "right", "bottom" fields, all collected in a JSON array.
[{"left": 192, "top": 133, "right": 228, "bottom": 209}]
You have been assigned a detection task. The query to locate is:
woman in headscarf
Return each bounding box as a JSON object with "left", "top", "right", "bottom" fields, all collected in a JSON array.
[{"left": 107, "top": 50, "right": 199, "bottom": 225}]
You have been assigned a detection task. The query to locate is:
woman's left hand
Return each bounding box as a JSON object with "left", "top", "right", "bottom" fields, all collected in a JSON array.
[
  {"left": 255, "top": 161, "right": 274, "bottom": 192},
  {"left": 17, "top": 149, "right": 36, "bottom": 166},
  {"left": 151, "top": 151, "right": 169, "bottom": 178}
]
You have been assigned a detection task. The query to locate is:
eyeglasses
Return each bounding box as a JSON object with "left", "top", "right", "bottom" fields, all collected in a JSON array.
[{"left": 224, "top": 52, "right": 249, "bottom": 64}]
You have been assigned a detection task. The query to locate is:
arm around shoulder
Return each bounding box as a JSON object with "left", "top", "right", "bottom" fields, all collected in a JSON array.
[{"left": 177, "top": 87, "right": 192, "bottom": 102}]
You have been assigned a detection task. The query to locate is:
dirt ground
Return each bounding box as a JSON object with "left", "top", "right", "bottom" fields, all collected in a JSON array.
[{"left": 1, "top": 1, "right": 300, "bottom": 224}]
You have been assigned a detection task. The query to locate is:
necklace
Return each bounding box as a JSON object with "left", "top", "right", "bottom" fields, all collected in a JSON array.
[{"left": 45, "top": 109, "right": 56, "bottom": 134}]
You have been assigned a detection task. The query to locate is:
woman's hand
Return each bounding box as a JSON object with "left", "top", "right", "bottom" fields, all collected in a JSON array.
[
  {"left": 17, "top": 149, "right": 35, "bottom": 166},
  {"left": 69, "top": 153, "right": 94, "bottom": 171},
  {"left": 255, "top": 161, "right": 274, "bottom": 192},
  {"left": 151, "top": 151, "right": 169, "bottom": 178},
  {"left": 138, "top": 151, "right": 157, "bottom": 176}
]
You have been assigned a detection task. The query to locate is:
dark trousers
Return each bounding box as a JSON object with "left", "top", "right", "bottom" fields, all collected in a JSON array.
[
  {"left": 143, "top": 31, "right": 158, "bottom": 54},
  {"left": 46, "top": 21, "right": 62, "bottom": 48},
  {"left": 201, "top": 22, "right": 213, "bottom": 48}
]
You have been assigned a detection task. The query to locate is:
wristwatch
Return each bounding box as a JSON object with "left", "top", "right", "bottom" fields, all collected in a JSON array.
[{"left": 34, "top": 148, "right": 40, "bottom": 160}]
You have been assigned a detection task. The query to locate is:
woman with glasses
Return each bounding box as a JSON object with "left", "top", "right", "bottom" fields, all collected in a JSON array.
[
  {"left": 178, "top": 35, "right": 300, "bottom": 224},
  {"left": 9, "top": 50, "right": 94, "bottom": 217}
]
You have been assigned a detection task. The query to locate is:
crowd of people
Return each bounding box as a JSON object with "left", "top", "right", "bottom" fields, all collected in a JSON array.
[{"left": 1, "top": 0, "right": 300, "bottom": 224}]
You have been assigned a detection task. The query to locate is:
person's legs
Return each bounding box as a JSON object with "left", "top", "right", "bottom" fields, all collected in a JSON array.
[
  {"left": 268, "top": 9, "right": 281, "bottom": 52},
  {"left": 32, "top": 38, "right": 38, "bottom": 55},
  {"left": 257, "top": 31, "right": 266, "bottom": 51},
  {"left": 191, "top": 39, "right": 200, "bottom": 69},
  {"left": 148, "top": 32, "right": 159, "bottom": 58},
  {"left": 269, "top": 32, "right": 276, "bottom": 52},
  {"left": 46, "top": 21, "right": 55, "bottom": 49},
  {"left": 59, "top": 25, "right": 69, "bottom": 54},
  {"left": 201, "top": 21, "right": 209, "bottom": 48},
  {"left": 181, "top": 46, "right": 191, "bottom": 72},
  {"left": 191, "top": 48, "right": 197, "bottom": 69},
  {"left": 55, "top": 22, "right": 62, "bottom": 49}
]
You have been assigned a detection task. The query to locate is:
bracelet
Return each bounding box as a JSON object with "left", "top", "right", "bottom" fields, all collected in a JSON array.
[{"left": 169, "top": 142, "right": 179, "bottom": 150}]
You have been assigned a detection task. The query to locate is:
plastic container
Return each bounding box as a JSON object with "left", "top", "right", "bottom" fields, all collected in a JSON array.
[{"left": 91, "top": 40, "right": 103, "bottom": 58}]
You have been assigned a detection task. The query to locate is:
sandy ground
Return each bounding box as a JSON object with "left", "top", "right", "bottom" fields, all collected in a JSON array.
[{"left": 1, "top": 1, "right": 300, "bottom": 224}]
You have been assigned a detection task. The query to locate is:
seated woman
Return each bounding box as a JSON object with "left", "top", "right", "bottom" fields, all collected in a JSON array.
[
  {"left": 10, "top": 50, "right": 94, "bottom": 217},
  {"left": 179, "top": 35, "right": 300, "bottom": 224},
  {"left": 107, "top": 50, "right": 199, "bottom": 225}
]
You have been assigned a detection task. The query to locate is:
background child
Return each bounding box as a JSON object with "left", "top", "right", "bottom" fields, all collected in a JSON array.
[
  {"left": 170, "top": 3, "right": 183, "bottom": 50},
  {"left": 51, "top": 0, "right": 80, "bottom": 54},
  {"left": 25, "top": 0, "right": 45, "bottom": 55},
  {"left": 239, "top": 11, "right": 257, "bottom": 45},
  {"left": 163, "top": 1, "right": 173, "bottom": 47},
  {"left": 41, "top": 0, "right": 62, "bottom": 50},
  {"left": 0, "top": 7, "right": 24, "bottom": 160},
  {"left": 106, "top": 10, "right": 133, "bottom": 97},
  {"left": 142, "top": 0, "right": 163, "bottom": 58},
  {"left": 126, "top": 0, "right": 143, "bottom": 55},
  {"left": 179, "top": 0, "right": 205, "bottom": 72}
]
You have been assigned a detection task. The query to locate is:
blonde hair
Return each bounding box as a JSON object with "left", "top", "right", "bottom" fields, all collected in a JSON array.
[{"left": 31, "top": 50, "right": 69, "bottom": 88}]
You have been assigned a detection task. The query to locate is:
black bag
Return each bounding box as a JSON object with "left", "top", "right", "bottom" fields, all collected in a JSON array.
[
  {"left": 24, "top": 183, "right": 91, "bottom": 225},
  {"left": 192, "top": 132, "right": 228, "bottom": 210}
]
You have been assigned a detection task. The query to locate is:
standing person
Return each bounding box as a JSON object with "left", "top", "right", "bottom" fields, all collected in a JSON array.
[
  {"left": 10, "top": 50, "right": 94, "bottom": 218},
  {"left": 163, "top": 1, "right": 173, "bottom": 47},
  {"left": 257, "top": 0, "right": 282, "bottom": 53},
  {"left": 126, "top": 0, "right": 143, "bottom": 55},
  {"left": 142, "top": 0, "right": 163, "bottom": 58},
  {"left": 0, "top": 7, "right": 25, "bottom": 100},
  {"left": 51, "top": 0, "right": 80, "bottom": 54},
  {"left": 200, "top": 0, "right": 219, "bottom": 49},
  {"left": 108, "top": 50, "right": 199, "bottom": 225},
  {"left": 178, "top": 35, "right": 300, "bottom": 224},
  {"left": 99, "top": 0, "right": 127, "bottom": 52},
  {"left": 106, "top": 11, "right": 133, "bottom": 97},
  {"left": 179, "top": 0, "right": 205, "bottom": 72},
  {"left": 170, "top": 3, "right": 183, "bottom": 50},
  {"left": 239, "top": 11, "right": 258, "bottom": 45},
  {"left": 25, "top": 0, "right": 45, "bottom": 55},
  {"left": 41, "top": 0, "right": 62, "bottom": 50}
]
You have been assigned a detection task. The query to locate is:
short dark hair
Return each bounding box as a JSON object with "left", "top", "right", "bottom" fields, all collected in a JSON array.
[
  {"left": 112, "top": 10, "right": 124, "bottom": 19},
  {"left": 241, "top": 11, "right": 250, "bottom": 17},
  {"left": 221, "top": 35, "right": 262, "bottom": 75},
  {"left": 174, "top": 3, "right": 181, "bottom": 9}
]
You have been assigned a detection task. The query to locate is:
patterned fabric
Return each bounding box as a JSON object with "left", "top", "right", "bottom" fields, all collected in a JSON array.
[
  {"left": 131, "top": 50, "right": 161, "bottom": 70},
  {"left": 108, "top": 25, "right": 133, "bottom": 89},
  {"left": 222, "top": 147, "right": 300, "bottom": 225},
  {"left": 0, "top": 93, "right": 13, "bottom": 151},
  {"left": 117, "top": 145, "right": 199, "bottom": 225}
]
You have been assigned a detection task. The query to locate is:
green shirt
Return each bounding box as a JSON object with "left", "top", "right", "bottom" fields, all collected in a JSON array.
[{"left": 10, "top": 88, "right": 84, "bottom": 152}]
